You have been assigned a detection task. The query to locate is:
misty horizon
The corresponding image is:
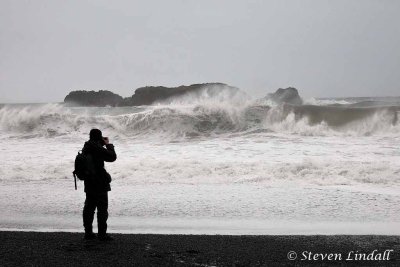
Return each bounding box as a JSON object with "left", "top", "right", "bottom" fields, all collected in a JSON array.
[{"left": 2, "top": 84, "right": 400, "bottom": 105}]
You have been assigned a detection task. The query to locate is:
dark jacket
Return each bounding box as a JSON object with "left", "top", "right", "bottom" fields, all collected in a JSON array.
[{"left": 82, "top": 140, "right": 117, "bottom": 193}]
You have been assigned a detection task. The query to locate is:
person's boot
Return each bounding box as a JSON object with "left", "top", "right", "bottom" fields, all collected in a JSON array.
[
  {"left": 98, "top": 233, "right": 113, "bottom": 241},
  {"left": 84, "top": 232, "right": 97, "bottom": 240}
]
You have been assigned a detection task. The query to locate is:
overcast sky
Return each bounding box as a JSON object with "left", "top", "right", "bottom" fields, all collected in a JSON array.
[{"left": 1, "top": 0, "right": 399, "bottom": 103}]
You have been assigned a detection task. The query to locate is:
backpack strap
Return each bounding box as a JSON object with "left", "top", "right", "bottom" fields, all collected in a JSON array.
[
  {"left": 73, "top": 150, "right": 82, "bottom": 190},
  {"left": 73, "top": 171, "right": 77, "bottom": 190}
]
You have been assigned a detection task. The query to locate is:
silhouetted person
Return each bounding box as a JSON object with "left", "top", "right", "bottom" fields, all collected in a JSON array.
[{"left": 82, "top": 128, "right": 117, "bottom": 241}]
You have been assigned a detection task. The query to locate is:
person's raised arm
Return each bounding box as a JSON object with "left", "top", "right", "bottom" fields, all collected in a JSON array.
[
  {"left": 103, "top": 143, "right": 117, "bottom": 162},
  {"left": 92, "top": 138, "right": 117, "bottom": 162}
]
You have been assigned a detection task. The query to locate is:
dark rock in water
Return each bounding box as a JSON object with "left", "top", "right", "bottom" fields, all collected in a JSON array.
[
  {"left": 64, "top": 90, "right": 123, "bottom": 107},
  {"left": 64, "top": 83, "right": 241, "bottom": 106},
  {"left": 267, "top": 87, "right": 303, "bottom": 105},
  {"left": 120, "top": 83, "right": 239, "bottom": 106}
]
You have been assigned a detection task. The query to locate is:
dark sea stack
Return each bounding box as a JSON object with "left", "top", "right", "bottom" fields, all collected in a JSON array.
[
  {"left": 122, "top": 83, "right": 239, "bottom": 106},
  {"left": 64, "top": 90, "right": 123, "bottom": 107},
  {"left": 63, "top": 83, "right": 241, "bottom": 106},
  {"left": 267, "top": 87, "right": 303, "bottom": 105}
]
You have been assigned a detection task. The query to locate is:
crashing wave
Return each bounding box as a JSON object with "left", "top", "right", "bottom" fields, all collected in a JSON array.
[{"left": 0, "top": 99, "right": 399, "bottom": 139}]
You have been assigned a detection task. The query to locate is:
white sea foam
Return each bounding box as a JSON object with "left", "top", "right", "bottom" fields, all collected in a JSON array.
[
  {"left": 304, "top": 97, "right": 352, "bottom": 105},
  {"left": 1, "top": 100, "right": 399, "bottom": 234}
]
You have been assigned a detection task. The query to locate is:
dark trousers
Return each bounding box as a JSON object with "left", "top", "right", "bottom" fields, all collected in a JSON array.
[{"left": 83, "top": 192, "right": 108, "bottom": 235}]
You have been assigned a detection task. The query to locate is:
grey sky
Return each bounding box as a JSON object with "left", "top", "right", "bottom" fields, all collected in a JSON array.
[{"left": 1, "top": 0, "right": 399, "bottom": 103}]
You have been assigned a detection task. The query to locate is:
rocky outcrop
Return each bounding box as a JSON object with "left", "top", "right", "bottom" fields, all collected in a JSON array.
[
  {"left": 267, "top": 87, "right": 303, "bottom": 105},
  {"left": 64, "top": 83, "right": 240, "bottom": 106},
  {"left": 121, "top": 83, "right": 239, "bottom": 106},
  {"left": 64, "top": 90, "right": 123, "bottom": 107}
]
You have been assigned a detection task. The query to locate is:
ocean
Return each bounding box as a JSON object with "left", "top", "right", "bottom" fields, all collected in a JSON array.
[{"left": 0, "top": 94, "right": 399, "bottom": 234}]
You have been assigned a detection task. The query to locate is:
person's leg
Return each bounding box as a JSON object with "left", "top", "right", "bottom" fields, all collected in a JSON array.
[
  {"left": 97, "top": 192, "right": 109, "bottom": 238},
  {"left": 83, "top": 193, "right": 96, "bottom": 237}
]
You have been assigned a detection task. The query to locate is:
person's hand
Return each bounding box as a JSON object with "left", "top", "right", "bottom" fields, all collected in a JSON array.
[{"left": 103, "top": 137, "right": 110, "bottom": 145}]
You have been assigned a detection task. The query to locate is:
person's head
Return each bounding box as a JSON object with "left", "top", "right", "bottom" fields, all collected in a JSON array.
[{"left": 89, "top": 128, "right": 103, "bottom": 141}]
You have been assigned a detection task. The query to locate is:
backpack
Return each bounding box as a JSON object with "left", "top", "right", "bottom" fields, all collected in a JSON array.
[{"left": 73, "top": 150, "right": 95, "bottom": 190}]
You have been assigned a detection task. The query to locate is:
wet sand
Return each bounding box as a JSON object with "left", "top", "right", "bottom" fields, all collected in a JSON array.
[{"left": 0, "top": 231, "right": 399, "bottom": 266}]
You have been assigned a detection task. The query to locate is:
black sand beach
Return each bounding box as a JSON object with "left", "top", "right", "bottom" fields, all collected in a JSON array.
[{"left": 0, "top": 232, "right": 399, "bottom": 266}]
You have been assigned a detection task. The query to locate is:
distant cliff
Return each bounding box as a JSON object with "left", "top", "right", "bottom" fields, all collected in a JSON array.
[
  {"left": 64, "top": 90, "right": 123, "bottom": 107},
  {"left": 64, "top": 83, "right": 240, "bottom": 106}
]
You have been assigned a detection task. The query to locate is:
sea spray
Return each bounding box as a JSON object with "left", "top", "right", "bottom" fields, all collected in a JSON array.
[{"left": 0, "top": 98, "right": 399, "bottom": 139}]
